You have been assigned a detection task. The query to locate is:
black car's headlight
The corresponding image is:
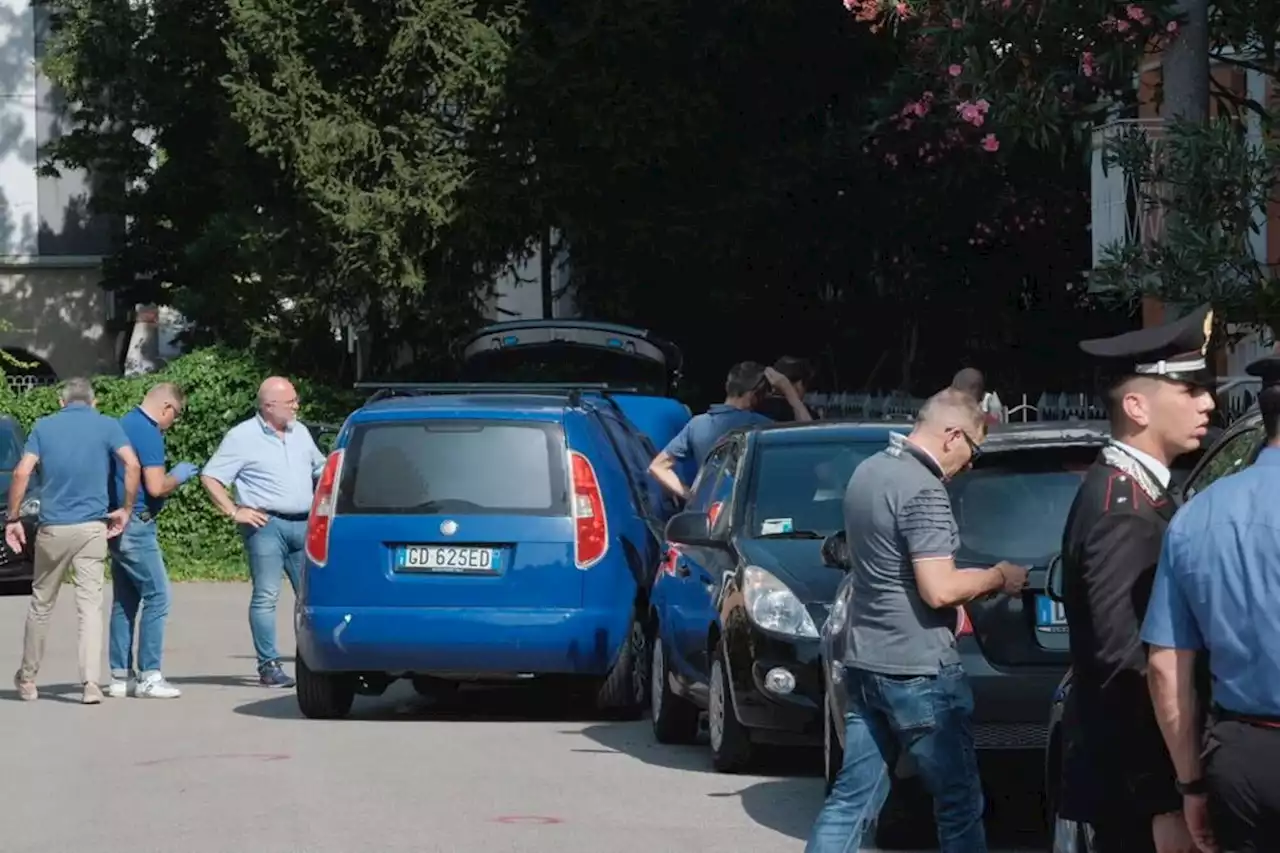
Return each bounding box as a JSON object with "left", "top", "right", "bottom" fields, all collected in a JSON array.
[
  {"left": 743, "top": 565, "right": 819, "bottom": 639},
  {"left": 19, "top": 498, "right": 38, "bottom": 518}
]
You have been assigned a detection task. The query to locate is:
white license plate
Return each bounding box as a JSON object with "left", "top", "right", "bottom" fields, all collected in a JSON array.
[{"left": 397, "top": 546, "right": 500, "bottom": 573}]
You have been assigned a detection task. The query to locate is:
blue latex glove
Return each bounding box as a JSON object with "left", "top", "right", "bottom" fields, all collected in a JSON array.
[{"left": 170, "top": 462, "right": 200, "bottom": 485}]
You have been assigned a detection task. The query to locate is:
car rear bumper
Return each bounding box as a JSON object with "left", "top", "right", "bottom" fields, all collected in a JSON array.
[
  {"left": 296, "top": 603, "right": 632, "bottom": 676},
  {"left": 0, "top": 558, "right": 33, "bottom": 582},
  {"left": 962, "top": 648, "right": 1066, "bottom": 750}
]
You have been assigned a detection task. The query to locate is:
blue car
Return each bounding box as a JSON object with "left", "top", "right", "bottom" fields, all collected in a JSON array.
[
  {"left": 648, "top": 421, "right": 904, "bottom": 771},
  {"left": 294, "top": 324, "right": 689, "bottom": 720}
]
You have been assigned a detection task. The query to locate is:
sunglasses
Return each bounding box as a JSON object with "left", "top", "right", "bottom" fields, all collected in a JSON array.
[{"left": 957, "top": 428, "right": 983, "bottom": 461}]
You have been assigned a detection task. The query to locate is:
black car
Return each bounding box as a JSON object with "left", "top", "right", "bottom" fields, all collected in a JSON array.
[
  {"left": 1043, "top": 409, "right": 1263, "bottom": 852},
  {"left": 0, "top": 415, "right": 39, "bottom": 586},
  {"left": 819, "top": 422, "right": 1111, "bottom": 846},
  {"left": 649, "top": 421, "right": 905, "bottom": 772}
]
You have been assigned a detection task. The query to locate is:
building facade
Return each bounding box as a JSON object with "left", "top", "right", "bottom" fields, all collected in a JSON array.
[{"left": 0, "top": 0, "right": 122, "bottom": 383}]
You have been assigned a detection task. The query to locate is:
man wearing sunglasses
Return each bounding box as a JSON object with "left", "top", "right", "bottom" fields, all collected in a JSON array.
[
  {"left": 106, "top": 382, "right": 202, "bottom": 700},
  {"left": 807, "top": 388, "right": 1028, "bottom": 853},
  {"left": 1056, "top": 304, "right": 1218, "bottom": 853}
]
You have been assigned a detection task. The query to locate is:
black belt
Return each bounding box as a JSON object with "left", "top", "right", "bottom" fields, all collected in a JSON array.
[
  {"left": 264, "top": 510, "right": 309, "bottom": 522},
  {"left": 1213, "top": 705, "right": 1280, "bottom": 730},
  {"left": 137, "top": 511, "right": 155, "bottom": 523}
]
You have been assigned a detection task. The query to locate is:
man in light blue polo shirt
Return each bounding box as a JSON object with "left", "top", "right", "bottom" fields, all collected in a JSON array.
[
  {"left": 1142, "top": 353, "right": 1280, "bottom": 853},
  {"left": 648, "top": 361, "right": 806, "bottom": 500},
  {"left": 5, "top": 378, "right": 140, "bottom": 705},
  {"left": 106, "top": 382, "right": 201, "bottom": 700},
  {"left": 201, "top": 376, "right": 326, "bottom": 688}
]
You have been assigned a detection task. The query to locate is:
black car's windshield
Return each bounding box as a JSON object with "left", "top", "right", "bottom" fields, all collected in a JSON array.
[
  {"left": 947, "top": 446, "right": 1096, "bottom": 567},
  {"left": 746, "top": 438, "right": 892, "bottom": 538}
]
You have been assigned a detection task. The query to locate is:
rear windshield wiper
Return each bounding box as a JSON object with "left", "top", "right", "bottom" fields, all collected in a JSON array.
[{"left": 756, "top": 530, "right": 825, "bottom": 540}]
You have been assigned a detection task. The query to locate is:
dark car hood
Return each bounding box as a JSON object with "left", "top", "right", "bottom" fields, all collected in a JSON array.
[{"left": 736, "top": 537, "right": 844, "bottom": 603}]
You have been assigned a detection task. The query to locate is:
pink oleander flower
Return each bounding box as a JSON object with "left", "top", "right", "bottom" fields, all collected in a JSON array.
[
  {"left": 948, "top": 63, "right": 963, "bottom": 77},
  {"left": 1167, "top": 20, "right": 1179, "bottom": 32},
  {"left": 981, "top": 133, "right": 999, "bottom": 152},
  {"left": 951, "top": 17, "right": 963, "bottom": 28},
  {"left": 1081, "top": 51, "right": 1095, "bottom": 77}
]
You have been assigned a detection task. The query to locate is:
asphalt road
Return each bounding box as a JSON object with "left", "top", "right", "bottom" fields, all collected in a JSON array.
[{"left": 0, "top": 582, "right": 1049, "bottom": 852}]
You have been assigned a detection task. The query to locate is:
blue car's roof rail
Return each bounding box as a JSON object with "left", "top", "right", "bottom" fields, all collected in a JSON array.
[{"left": 353, "top": 381, "right": 641, "bottom": 407}]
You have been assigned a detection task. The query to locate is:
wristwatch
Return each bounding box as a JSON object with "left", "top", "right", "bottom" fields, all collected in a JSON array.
[{"left": 1175, "top": 777, "right": 1208, "bottom": 796}]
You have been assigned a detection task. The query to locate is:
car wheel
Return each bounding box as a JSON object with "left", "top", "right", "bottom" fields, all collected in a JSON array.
[
  {"left": 295, "top": 650, "right": 355, "bottom": 720},
  {"left": 596, "top": 610, "right": 647, "bottom": 718},
  {"left": 823, "top": 692, "right": 844, "bottom": 795},
  {"left": 708, "top": 639, "right": 753, "bottom": 773},
  {"left": 650, "top": 633, "right": 700, "bottom": 744}
]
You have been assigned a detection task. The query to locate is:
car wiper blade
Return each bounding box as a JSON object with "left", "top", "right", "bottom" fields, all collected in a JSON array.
[{"left": 757, "top": 530, "right": 825, "bottom": 540}]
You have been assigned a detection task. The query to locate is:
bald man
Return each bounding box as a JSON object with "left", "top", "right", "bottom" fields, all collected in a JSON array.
[
  {"left": 106, "top": 382, "right": 199, "bottom": 700},
  {"left": 202, "top": 377, "right": 327, "bottom": 688}
]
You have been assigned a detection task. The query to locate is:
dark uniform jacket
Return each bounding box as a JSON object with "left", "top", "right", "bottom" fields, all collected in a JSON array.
[{"left": 1057, "top": 443, "right": 1183, "bottom": 821}]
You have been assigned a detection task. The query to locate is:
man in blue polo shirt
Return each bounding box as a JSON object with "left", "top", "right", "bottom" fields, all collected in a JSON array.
[
  {"left": 648, "top": 361, "right": 806, "bottom": 500},
  {"left": 1142, "top": 352, "right": 1280, "bottom": 853},
  {"left": 105, "top": 382, "right": 201, "bottom": 700},
  {"left": 201, "top": 376, "right": 327, "bottom": 688},
  {"left": 5, "top": 378, "right": 140, "bottom": 705}
]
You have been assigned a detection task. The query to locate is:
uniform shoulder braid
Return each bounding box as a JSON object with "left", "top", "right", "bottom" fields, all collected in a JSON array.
[{"left": 1099, "top": 443, "right": 1168, "bottom": 510}]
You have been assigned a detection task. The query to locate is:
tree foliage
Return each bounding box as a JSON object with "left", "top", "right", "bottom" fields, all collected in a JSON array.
[
  {"left": 40, "top": 0, "right": 524, "bottom": 378},
  {"left": 40, "top": 0, "right": 1120, "bottom": 399}
]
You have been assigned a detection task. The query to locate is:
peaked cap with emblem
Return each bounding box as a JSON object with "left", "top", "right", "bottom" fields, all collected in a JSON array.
[
  {"left": 1079, "top": 303, "right": 1216, "bottom": 388},
  {"left": 1246, "top": 351, "right": 1280, "bottom": 389}
]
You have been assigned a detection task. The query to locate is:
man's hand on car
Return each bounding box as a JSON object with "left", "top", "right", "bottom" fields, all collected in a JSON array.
[{"left": 994, "top": 561, "right": 1029, "bottom": 596}]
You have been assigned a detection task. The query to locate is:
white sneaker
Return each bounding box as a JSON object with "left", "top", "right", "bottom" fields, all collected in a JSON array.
[
  {"left": 135, "top": 673, "right": 181, "bottom": 699},
  {"left": 106, "top": 674, "right": 134, "bottom": 698}
]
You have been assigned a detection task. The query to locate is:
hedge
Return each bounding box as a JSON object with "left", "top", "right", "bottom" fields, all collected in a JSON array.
[{"left": 0, "top": 347, "right": 359, "bottom": 580}]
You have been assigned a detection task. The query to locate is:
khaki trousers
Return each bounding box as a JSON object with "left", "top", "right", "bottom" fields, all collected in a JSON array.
[{"left": 18, "top": 521, "right": 109, "bottom": 686}]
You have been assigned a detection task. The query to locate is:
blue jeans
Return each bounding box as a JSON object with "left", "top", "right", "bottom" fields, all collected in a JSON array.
[
  {"left": 806, "top": 662, "right": 986, "bottom": 853},
  {"left": 108, "top": 519, "right": 171, "bottom": 676},
  {"left": 241, "top": 517, "right": 304, "bottom": 668}
]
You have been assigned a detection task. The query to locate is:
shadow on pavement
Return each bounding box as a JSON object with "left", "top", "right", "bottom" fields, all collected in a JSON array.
[
  {"left": 0, "top": 682, "right": 86, "bottom": 704},
  {"left": 234, "top": 680, "right": 618, "bottom": 723},
  {"left": 580, "top": 717, "right": 1049, "bottom": 847}
]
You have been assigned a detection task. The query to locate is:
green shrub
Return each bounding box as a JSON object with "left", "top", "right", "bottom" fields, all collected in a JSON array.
[{"left": 0, "top": 347, "right": 358, "bottom": 580}]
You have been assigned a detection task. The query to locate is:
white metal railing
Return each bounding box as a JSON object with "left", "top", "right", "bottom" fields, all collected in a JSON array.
[{"left": 1091, "top": 118, "right": 1166, "bottom": 268}]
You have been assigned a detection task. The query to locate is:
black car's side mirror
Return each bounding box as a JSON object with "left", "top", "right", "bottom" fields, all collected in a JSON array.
[
  {"left": 821, "top": 530, "right": 852, "bottom": 571},
  {"left": 1045, "top": 553, "right": 1065, "bottom": 603},
  {"left": 665, "top": 511, "right": 717, "bottom": 548}
]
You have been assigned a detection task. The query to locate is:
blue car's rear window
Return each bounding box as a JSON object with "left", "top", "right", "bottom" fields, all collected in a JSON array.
[{"left": 336, "top": 420, "right": 570, "bottom": 516}]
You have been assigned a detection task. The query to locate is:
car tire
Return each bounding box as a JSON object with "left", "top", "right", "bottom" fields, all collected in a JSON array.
[
  {"left": 823, "top": 692, "right": 844, "bottom": 796},
  {"left": 650, "top": 633, "right": 700, "bottom": 744},
  {"left": 708, "top": 638, "right": 754, "bottom": 773},
  {"left": 596, "top": 610, "right": 647, "bottom": 718},
  {"left": 295, "top": 650, "right": 355, "bottom": 720}
]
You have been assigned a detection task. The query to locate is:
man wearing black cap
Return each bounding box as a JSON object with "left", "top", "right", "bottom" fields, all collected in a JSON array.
[
  {"left": 1058, "top": 304, "right": 1218, "bottom": 853},
  {"left": 1140, "top": 351, "right": 1280, "bottom": 853}
]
